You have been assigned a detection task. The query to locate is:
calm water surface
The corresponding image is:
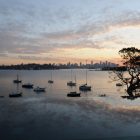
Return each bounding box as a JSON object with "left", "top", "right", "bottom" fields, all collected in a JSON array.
[
  {"left": 0, "top": 70, "right": 140, "bottom": 140},
  {"left": 0, "top": 69, "right": 125, "bottom": 98}
]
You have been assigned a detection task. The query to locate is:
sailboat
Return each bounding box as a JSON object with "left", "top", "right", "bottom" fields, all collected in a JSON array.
[
  {"left": 34, "top": 86, "right": 46, "bottom": 92},
  {"left": 67, "top": 91, "right": 81, "bottom": 97},
  {"left": 48, "top": 70, "right": 54, "bottom": 83},
  {"left": 22, "top": 83, "right": 34, "bottom": 88},
  {"left": 79, "top": 68, "right": 91, "bottom": 91},
  {"left": 67, "top": 69, "right": 76, "bottom": 86},
  {"left": 9, "top": 83, "right": 22, "bottom": 97},
  {"left": 13, "top": 74, "right": 22, "bottom": 83}
]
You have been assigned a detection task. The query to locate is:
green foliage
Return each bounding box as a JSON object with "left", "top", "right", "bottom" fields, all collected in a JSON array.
[
  {"left": 113, "top": 47, "right": 140, "bottom": 97},
  {"left": 119, "top": 47, "right": 140, "bottom": 66}
]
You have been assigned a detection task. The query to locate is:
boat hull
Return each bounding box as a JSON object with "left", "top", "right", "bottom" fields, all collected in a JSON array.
[
  {"left": 13, "top": 80, "right": 22, "bottom": 83},
  {"left": 22, "top": 84, "right": 33, "bottom": 88},
  {"left": 116, "top": 83, "right": 122, "bottom": 86},
  {"left": 9, "top": 93, "right": 22, "bottom": 97},
  {"left": 67, "top": 92, "right": 80, "bottom": 97},
  {"left": 79, "top": 85, "right": 91, "bottom": 91},
  {"left": 48, "top": 80, "right": 54, "bottom": 83},
  {"left": 34, "top": 89, "right": 45, "bottom": 92},
  {"left": 67, "top": 81, "right": 76, "bottom": 86}
]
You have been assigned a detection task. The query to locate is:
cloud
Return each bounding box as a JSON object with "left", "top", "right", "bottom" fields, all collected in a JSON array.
[
  {"left": 37, "top": 10, "right": 140, "bottom": 53},
  {"left": 0, "top": 0, "right": 140, "bottom": 64},
  {"left": 0, "top": 53, "right": 8, "bottom": 57}
]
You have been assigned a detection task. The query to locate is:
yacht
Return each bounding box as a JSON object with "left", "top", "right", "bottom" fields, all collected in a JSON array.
[
  {"left": 67, "top": 69, "right": 76, "bottom": 87},
  {"left": 9, "top": 83, "right": 22, "bottom": 97},
  {"left": 79, "top": 67, "right": 91, "bottom": 91},
  {"left": 9, "top": 92, "right": 22, "bottom": 97},
  {"left": 13, "top": 74, "right": 22, "bottom": 83},
  {"left": 48, "top": 70, "right": 54, "bottom": 84},
  {"left": 67, "top": 81, "right": 76, "bottom": 86},
  {"left": 79, "top": 84, "right": 91, "bottom": 91},
  {"left": 34, "top": 87, "right": 46, "bottom": 92},
  {"left": 67, "top": 91, "right": 80, "bottom": 97},
  {"left": 22, "top": 83, "right": 33, "bottom": 88}
]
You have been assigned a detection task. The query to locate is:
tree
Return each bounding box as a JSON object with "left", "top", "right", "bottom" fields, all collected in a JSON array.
[{"left": 111, "top": 47, "right": 140, "bottom": 97}]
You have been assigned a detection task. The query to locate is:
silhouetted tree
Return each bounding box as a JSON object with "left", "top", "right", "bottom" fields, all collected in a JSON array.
[{"left": 110, "top": 47, "right": 140, "bottom": 97}]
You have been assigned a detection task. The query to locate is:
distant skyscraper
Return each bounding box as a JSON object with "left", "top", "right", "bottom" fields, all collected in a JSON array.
[
  {"left": 105, "top": 61, "right": 108, "bottom": 67},
  {"left": 80, "top": 62, "right": 82, "bottom": 67},
  {"left": 67, "top": 62, "right": 71, "bottom": 67},
  {"left": 98, "top": 61, "right": 101, "bottom": 68},
  {"left": 108, "top": 62, "right": 110, "bottom": 67}
]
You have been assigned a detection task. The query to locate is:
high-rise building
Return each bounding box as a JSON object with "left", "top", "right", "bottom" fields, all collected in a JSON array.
[{"left": 80, "top": 62, "right": 82, "bottom": 67}]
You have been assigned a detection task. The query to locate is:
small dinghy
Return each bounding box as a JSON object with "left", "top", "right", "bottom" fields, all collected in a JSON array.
[
  {"left": 116, "top": 83, "right": 123, "bottom": 86},
  {"left": 0, "top": 96, "right": 4, "bottom": 98},
  {"left": 48, "top": 80, "right": 54, "bottom": 84},
  {"left": 99, "top": 94, "right": 106, "bottom": 97}
]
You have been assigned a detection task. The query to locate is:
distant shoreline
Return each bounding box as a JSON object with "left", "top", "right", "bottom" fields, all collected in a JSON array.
[
  {"left": 0, "top": 68, "right": 126, "bottom": 71},
  {"left": 0, "top": 63, "right": 126, "bottom": 71}
]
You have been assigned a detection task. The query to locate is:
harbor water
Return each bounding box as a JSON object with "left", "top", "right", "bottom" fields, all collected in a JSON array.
[{"left": 0, "top": 69, "right": 140, "bottom": 140}]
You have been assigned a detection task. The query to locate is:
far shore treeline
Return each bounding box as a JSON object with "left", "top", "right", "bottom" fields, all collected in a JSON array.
[{"left": 0, "top": 62, "right": 126, "bottom": 71}]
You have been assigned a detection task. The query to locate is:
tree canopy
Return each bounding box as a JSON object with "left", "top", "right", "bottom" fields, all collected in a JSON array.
[{"left": 112, "top": 47, "right": 140, "bottom": 97}]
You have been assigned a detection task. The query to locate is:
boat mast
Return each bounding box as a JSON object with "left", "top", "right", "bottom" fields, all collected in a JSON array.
[
  {"left": 17, "top": 74, "right": 19, "bottom": 80},
  {"left": 71, "top": 69, "right": 72, "bottom": 81},
  {"left": 16, "top": 83, "right": 19, "bottom": 93},
  {"left": 86, "top": 60, "right": 87, "bottom": 84},
  {"left": 51, "top": 70, "right": 52, "bottom": 81},
  {"left": 75, "top": 75, "right": 76, "bottom": 83}
]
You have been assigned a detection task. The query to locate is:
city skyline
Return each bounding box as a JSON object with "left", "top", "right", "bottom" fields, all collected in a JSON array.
[
  {"left": 0, "top": 0, "right": 140, "bottom": 64},
  {"left": 0, "top": 60, "right": 118, "bottom": 70}
]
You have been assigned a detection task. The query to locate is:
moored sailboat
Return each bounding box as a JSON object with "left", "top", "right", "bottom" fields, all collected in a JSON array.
[
  {"left": 79, "top": 83, "right": 91, "bottom": 91},
  {"left": 48, "top": 70, "right": 54, "bottom": 84},
  {"left": 67, "top": 69, "right": 76, "bottom": 86},
  {"left": 9, "top": 83, "right": 22, "bottom": 97},
  {"left": 22, "top": 83, "right": 34, "bottom": 88},
  {"left": 79, "top": 64, "right": 91, "bottom": 91},
  {"left": 13, "top": 74, "right": 22, "bottom": 83},
  {"left": 9, "top": 92, "right": 22, "bottom": 97},
  {"left": 34, "top": 87, "right": 46, "bottom": 92},
  {"left": 67, "top": 91, "right": 80, "bottom": 97}
]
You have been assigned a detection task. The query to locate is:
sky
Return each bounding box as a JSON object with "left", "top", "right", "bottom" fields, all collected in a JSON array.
[{"left": 0, "top": 0, "right": 140, "bottom": 65}]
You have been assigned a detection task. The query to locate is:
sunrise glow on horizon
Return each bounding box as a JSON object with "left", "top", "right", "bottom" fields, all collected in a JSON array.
[{"left": 0, "top": 0, "right": 140, "bottom": 65}]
